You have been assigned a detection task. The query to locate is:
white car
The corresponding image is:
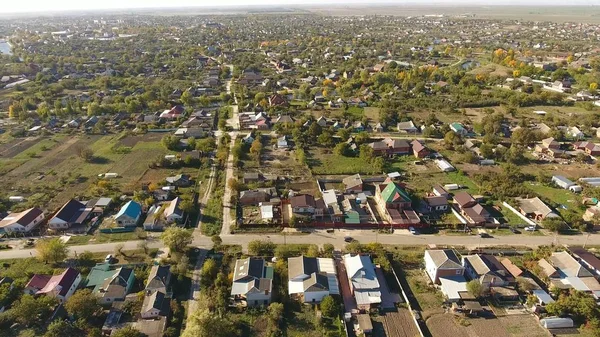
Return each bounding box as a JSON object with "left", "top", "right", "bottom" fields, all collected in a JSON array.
[
  {"left": 409, "top": 227, "right": 418, "bottom": 235},
  {"left": 525, "top": 226, "right": 537, "bottom": 232}
]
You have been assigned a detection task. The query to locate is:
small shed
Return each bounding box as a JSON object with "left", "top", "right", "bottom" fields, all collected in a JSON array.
[{"left": 356, "top": 314, "right": 373, "bottom": 335}]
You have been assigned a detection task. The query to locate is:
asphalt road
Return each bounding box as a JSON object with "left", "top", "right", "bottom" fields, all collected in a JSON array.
[{"left": 2, "top": 231, "right": 598, "bottom": 260}]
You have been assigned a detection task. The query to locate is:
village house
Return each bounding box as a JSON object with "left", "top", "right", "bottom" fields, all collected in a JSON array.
[
  {"left": 424, "top": 249, "right": 468, "bottom": 302},
  {"left": 85, "top": 264, "right": 135, "bottom": 304},
  {"left": 514, "top": 197, "right": 559, "bottom": 222},
  {"left": 165, "top": 174, "right": 191, "bottom": 187},
  {"left": 25, "top": 268, "right": 81, "bottom": 303},
  {"left": 288, "top": 256, "right": 339, "bottom": 303},
  {"left": 48, "top": 199, "right": 91, "bottom": 231},
  {"left": 140, "top": 290, "right": 169, "bottom": 319},
  {"left": 230, "top": 257, "right": 273, "bottom": 307},
  {"left": 462, "top": 254, "right": 516, "bottom": 290},
  {"left": 449, "top": 122, "right": 468, "bottom": 136},
  {"left": 343, "top": 254, "right": 381, "bottom": 310},
  {"left": 424, "top": 196, "right": 449, "bottom": 213},
  {"left": 397, "top": 121, "right": 418, "bottom": 133},
  {"left": 573, "top": 141, "right": 600, "bottom": 156},
  {"left": 0, "top": 207, "right": 44, "bottom": 234},
  {"left": 146, "top": 265, "right": 172, "bottom": 295},
  {"left": 453, "top": 192, "right": 490, "bottom": 226},
  {"left": 374, "top": 180, "right": 420, "bottom": 226},
  {"left": 290, "top": 194, "right": 325, "bottom": 219},
  {"left": 538, "top": 252, "right": 600, "bottom": 297},
  {"left": 411, "top": 140, "right": 430, "bottom": 158},
  {"left": 114, "top": 200, "right": 142, "bottom": 227},
  {"left": 368, "top": 138, "right": 410, "bottom": 156}
]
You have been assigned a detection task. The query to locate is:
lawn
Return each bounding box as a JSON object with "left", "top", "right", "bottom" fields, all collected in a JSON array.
[
  {"left": 309, "top": 149, "right": 381, "bottom": 175},
  {"left": 526, "top": 182, "right": 580, "bottom": 207},
  {"left": 65, "top": 230, "right": 145, "bottom": 245}
]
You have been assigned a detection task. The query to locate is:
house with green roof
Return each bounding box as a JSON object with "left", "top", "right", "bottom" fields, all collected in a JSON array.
[
  {"left": 84, "top": 264, "right": 135, "bottom": 305},
  {"left": 374, "top": 180, "right": 420, "bottom": 227},
  {"left": 115, "top": 200, "right": 142, "bottom": 227},
  {"left": 449, "top": 122, "right": 468, "bottom": 136}
]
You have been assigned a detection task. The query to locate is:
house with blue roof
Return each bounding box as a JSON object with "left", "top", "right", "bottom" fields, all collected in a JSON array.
[{"left": 115, "top": 200, "right": 142, "bottom": 227}]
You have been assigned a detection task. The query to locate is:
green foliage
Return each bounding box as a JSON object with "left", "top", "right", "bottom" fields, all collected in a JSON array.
[
  {"left": 161, "top": 227, "right": 192, "bottom": 254},
  {"left": 320, "top": 296, "right": 339, "bottom": 318},
  {"left": 65, "top": 289, "right": 99, "bottom": 321},
  {"left": 466, "top": 280, "right": 484, "bottom": 298},
  {"left": 36, "top": 238, "right": 69, "bottom": 264},
  {"left": 248, "top": 240, "right": 276, "bottom": 256},
  {"left": 112, "top": 327, "right": 146, "bottom": 337}
]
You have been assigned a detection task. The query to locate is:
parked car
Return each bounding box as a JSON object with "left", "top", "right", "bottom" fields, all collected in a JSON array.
[
  {"left": 479, "top": 233, "right": 491, "bottom": 238},
  {"left": 344, "top": 236, "right": 354, "bottom": 243},
  {"left": 104, "top": 254, "right": 113, "bottom": 263},
  {"left": 409, "top": 227, "right": 418, "bottom": 235},
  {"left": 509, "top": 227, "right": 521, "bottom": 234},
  {"left": 525, "top": 226, "right": 537, "bottom": 232}
]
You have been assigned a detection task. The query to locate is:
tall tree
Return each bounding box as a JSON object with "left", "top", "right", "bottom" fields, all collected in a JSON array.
[
  {"left": 36, "top": 238, "right": 68, "bottom": 264},
  {"left": 160, "top": 227, "right": 192, "bottom": 255}
]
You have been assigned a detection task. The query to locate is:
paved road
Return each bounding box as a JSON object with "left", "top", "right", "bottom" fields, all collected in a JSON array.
[
  {"left": 4, "top": 231, "right": 599, "bottom": 260},
  {"left": 221, "top": 132, "right": 238, "bottom": 236}
]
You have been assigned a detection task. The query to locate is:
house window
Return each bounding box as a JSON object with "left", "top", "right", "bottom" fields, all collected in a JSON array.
[{"left": 456, "top": 269, "right": 461, "bottom": 275}]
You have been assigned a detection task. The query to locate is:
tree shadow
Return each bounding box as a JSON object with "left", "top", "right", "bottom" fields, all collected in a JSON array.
[{"left": 90, "top": 156, "right": 111, "bottom": 164}]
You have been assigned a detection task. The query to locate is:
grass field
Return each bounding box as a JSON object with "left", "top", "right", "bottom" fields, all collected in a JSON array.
[
  {"left": 0, "top": 132, "right": 186, "bottom": 212},
  {"left": 309, "top": 148, "right": 381, "bottom": 175}
]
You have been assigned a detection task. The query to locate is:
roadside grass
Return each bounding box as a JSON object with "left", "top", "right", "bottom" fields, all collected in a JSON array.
[
  {"left": 65, "top": 231, "right": 145, "bottom": 246},
  {"left": 202, "top": 167, "right": 224, "bottom": 236}
]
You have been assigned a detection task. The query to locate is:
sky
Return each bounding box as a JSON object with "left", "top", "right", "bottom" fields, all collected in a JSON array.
[{"left": 1, "top": 0, "right": 597, "bottom": 13}]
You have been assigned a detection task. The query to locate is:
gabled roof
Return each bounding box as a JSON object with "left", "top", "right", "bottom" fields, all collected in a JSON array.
[
  {"left": 549, "top": 251, "right": 593, "bottom": 278},
  {"left": 164, "top": 197, "right": 182, "bottom": 218},
  {"left": 342, "top": 174, "right": 362, "bottom": 190},
  {"left": 411, "top": 140, "right": 427, "bottom": 153},
  {"left": 568, "top": 247, "right": 600, "bottom": 272},
  {"left": 25, "top": 274, "right": 51, "bottom": 291},
  {"left": 52, "top": 199, "right": 86, "bottom": 223},
  {"left": 426, "top": 249, "right": 463, "bottom": 269},
  {"left": 380, "top": 182, "right": 411, "bottom": 203},
  {"left": 141, "top": 290, "right": 167, "bottom": 315},
  {"left": 453, "top": 191, "right": 475, "bottom": 208},
  {"left": 344, "top": 254, "right": 380, "bottom": 290},
  {"left": 0, "top": 207, "right": 43, "bottom": 229},
  {"left": 515, "top": 197, "right": 557, "bottom": 218},
  {"left": 233, "top": 257, "right": 265, "bottom": 282},
  {"left": 115, "top": 200, "right": 141, "bottom": 220},
  {"left": 146, "top": 265, "right": 171, "bottom": 291},
  {"left": 290, "top": 194, "right": 316, "bottom": 208},
  {"left": 288, "top": 256, "right": 319, "bottom": 279},
  {"left": 463, "top": 254, "right": 514, "bottom": 283},
  {"left": 37, "top": 267, "right": 80, "bottom": 296},
  {"left": 303, "top": 273, "right": 329, "bottom": 292}
]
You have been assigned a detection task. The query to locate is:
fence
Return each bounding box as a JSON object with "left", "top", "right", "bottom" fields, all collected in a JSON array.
[{"left": 389, "top": 260, "right": 427, "bottom": 337}]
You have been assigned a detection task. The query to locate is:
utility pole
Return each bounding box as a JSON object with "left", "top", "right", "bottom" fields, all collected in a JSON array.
[{"left": 584, "top": 232, "right": 591, "bottom": 249}]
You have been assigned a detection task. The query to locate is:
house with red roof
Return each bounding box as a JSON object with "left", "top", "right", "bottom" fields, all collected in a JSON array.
[
  {"left": 159, "top": 105, "right": 184, "bottom": 120},
  {"left": 25, "top": 268, "right": 81, "bottom": 303}
]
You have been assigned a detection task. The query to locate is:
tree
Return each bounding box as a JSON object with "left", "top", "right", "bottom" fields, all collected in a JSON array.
[
  {"left": 160, "top": 227, "right": 192, "bottom": 255},
  {"left": 466, "top": 280, "right": 484, "bottom": 298},
  {"left": 200, "top": 258, "right": 219, "bottom": 288},
  {"left": 162, "top": 135, "right": 180, "bottom": 150},
  {"left": 45, "top": 319, "right": 82, "bottom": 337},
  {"left": 337, "top": 128, "right": 351, "bottom": 140},
  {"left": 36, "top": 238, "right": 68, "bottom": 264},
  {"left": 248, "top": 240, "right": 276, "bottom": 256},
  {"left": 479, "top": 143, "right": 495, "bottom": 159},
  {"left": 250, "top": 139, "right": 263, "bottom": 162},
  {"left": 183, "top": 307, "right": 238, "bottom": 337},
  {"left": 77, "top": 147, "right": 94, "bottom": 162},
  {"left": 542, "top": 217, "right": 567, "bottom": 232},
  {"left": 9, "top": 294, "right": 57, "bottom": 326},
  {"left": 211, "top": 235, "right": 223, "bottom": 250},
  {"left": 65, "top": 289, "right": 99, "bottom": 320},
  {"left": 334, "top": 142, "right": 351, "bottom": 157},
  {"left": 320, "top": 295, "right": 339, "bottom": 318},
  {"left": 112, "top": 327, "right": 146, "bottom": 337}
]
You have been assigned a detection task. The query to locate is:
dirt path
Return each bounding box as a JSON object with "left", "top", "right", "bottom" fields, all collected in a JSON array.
[{"left": 220, "top": 132, "right": 238, "bottom": 236}]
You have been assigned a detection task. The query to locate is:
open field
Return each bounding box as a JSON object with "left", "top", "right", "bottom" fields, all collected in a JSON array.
[
  {"left": 308, "top": 148, "right": 381, "bottom": 175},
  {"left": 0, "top": 132, "right": 181, "bottom": 211},
  {"left": 373, "top": 308, "right": 421, "bottom": 337}
]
